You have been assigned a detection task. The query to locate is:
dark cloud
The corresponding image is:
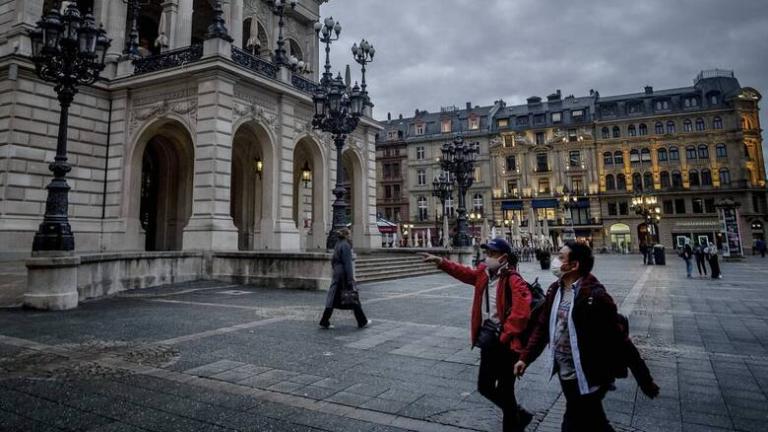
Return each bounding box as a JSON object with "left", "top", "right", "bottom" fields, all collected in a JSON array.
[{"left": 321, "top": 0, "right": 768, "bottom": 162}]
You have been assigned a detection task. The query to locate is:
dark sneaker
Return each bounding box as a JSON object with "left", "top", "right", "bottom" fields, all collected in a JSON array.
[
  {"left": 358, "top": 319, "right": 372, "bottom": 329},
  {"left": 319, "top": 323, "right": 334, "bottom": 329}
]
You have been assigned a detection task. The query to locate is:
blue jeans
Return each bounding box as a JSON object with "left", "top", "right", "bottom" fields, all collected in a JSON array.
[{"left": 684, "top": 258, "right": 693, "bottom": 277}]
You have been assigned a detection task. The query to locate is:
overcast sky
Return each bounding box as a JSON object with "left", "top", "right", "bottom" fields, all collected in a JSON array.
[{"left": 322, "top": 0, "right": 768, "bottom": 163}]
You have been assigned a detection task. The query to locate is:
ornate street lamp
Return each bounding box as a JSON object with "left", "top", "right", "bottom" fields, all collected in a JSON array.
[
  {"left": 351, "top": 39, "right": 374, "bottom": 107},
  {"left": 439, "top": 134, "right": 480, "bottom": 247},
  {"left": 311, "top": 17, "right": 369, "bottom": 249},
  {"left": 122, "top": 0, "right": 143, "bottom": 58},
  {"left": 254, "top": 157, "right": 263, "bottom": 179},
  {"left": 28, "top": 3, "right": 111, "bottom": 252},
  {"left": 630, "top": 191, "right": 662, "bottom": 243},
  {"left": 266, "top": 0, "right": 297, "bottom": 67},
  {"left": 432, "top": 172, "right": 452, "bottom": 245},
  {"left": 560, "top": 185, "right": 579, "bottom": 241},
  {"left": 301, "top": 161, "right": 312, "bottom": 189},
  {"left": 207, "top": 0, "right": 233, "bottom": 42}
]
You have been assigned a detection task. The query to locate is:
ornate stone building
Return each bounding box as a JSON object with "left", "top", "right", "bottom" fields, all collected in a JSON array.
[
  {"left": 0, "top": 0, "right": 382, "bottom": 256},
  {"left": 377, "top": 70, "right": 767, "bottom": 252}
]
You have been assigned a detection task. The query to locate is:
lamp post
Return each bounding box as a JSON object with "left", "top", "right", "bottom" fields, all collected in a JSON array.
[
  {"left": 440, "top": 135, "right": 479, "bottom": 247},
  {"left": 630, "top": 191, "right": 661, "bottom": 244},
  {"left": 560, "top": 185, "right": 579, "bottom": 242},
  {"left": 207, "top": 0, "right": 233, "bottom": 42},
  {"left": 469, "top": 211, "right": 482, "bottom": 242},
  {"left": 351, "top": 39, "right": 374, "bottom": 108},
  {"left": 266, "top": 0, "right": 304, "bottom": 70},
  {"left": 301, "top": 161, "right": 312, "bottom": 189},
  {"left": 432, "top": 172, "right": 452, "bottom": 244},
  {"left": 402, "top": 223, "right": 414, "bottom": 247},
  {"left": 311, "top": 17, "right": 369, "bottom": 249},
  {"left": 28, "top": 3, "right": 110, "bottom": 253},
  {"left": 122, "top": 0, "right": 142, "bottom": 58}
]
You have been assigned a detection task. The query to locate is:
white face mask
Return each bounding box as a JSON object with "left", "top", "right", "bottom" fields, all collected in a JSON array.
[
  {"left": 550, "top": 257, "right": 564, "bottom": 278},
  {"left": 485, "top": 256, "right": 504, "bottom": 272}
]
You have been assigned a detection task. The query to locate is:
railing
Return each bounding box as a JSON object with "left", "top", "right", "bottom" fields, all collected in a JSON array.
[
  {"left": 694, "top": 69, "right": 734, "bottom": 84},
  {"left": 231, "top": 46, "right": 278, "bottom": 80},
  {"left": 291, "top": 74, "right": 321, "bottom": 95},
  {"left": 133, "top": 45, "right": 203, "bottom": 75}
]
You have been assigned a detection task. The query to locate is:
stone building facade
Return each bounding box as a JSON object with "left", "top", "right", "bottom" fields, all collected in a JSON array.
[
  {"left": 0, "top": 0, "right": 382, "bottom": 256},
  {"left": 376, "top": 71, "right": 767, "bottom": 253}
]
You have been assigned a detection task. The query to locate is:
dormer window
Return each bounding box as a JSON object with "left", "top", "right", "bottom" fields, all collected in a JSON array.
[
  {"left": 684, "top": 97, "right": 700, "bottom": 108},
  {"left": 572, "top": 109, "right": 584, "bottom": 119},
  {"left": 441, "top": 119, "right": 452, "bottom": 133},
  {"left": 387, "top": 130, "right": 397, "bottom": 140},
  {"left": 497, "top": 118, "right": 509, "bottom": 128},
  {"left": 628, "top": 103, "right": 642, "bottom": 114},
  {"left": 415, "top": 123, "right": 425, "bottom": 135},
  {"left": 469, "top": 116, "right": 480, "bottom": 130},
  {"left": 516, "top": 116, "right": 529, "bottom": 126},
  {"left": 552, "top": 112, "right": 562, "bottom": 123},
  {"left": 655, "top": 100, "right": 670, "bottom": 111}
]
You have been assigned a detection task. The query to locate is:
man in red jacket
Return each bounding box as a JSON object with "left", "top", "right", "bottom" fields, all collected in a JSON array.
[
  {"left": 421, "top": 238, "right": 532, "bottom": 432},
  {"left": 513, "top": 241, "right": 659, "bottom": 432}
]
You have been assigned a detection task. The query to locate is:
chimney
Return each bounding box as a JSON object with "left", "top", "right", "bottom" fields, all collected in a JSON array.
[
  {"left": 527, "top": 96, "right": 542, "bottom": 105},
  {"left": 387, "top": 112, "right": 391, "bottom": 121},
  {"left": 644, "top": 85, "right": 653, "bottom": 95},
  {"left": 398, "top": 114, "right": 403, "bottom": 120},
  {"left": 466, "top": 102, "right": 472, "bottom": 110}
]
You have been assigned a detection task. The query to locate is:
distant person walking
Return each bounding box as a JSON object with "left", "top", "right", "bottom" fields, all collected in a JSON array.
[
  {"left": 706, "top": 245, "right": 722, "bottom": 279},
  {"left": 757, "top": 239, "right": 767, "bottom": 258},
  {"left": 680, "top": 239, "right": 693, "bottom": 278},
  {"left": 421, "top": 238, "right": 534, "bottom": 432},
  {"left": 319, "top": 229, "right": 370, "bottom": 329},
  {"left": 693, "top": 244, "right": 708, "bottom": 277}
]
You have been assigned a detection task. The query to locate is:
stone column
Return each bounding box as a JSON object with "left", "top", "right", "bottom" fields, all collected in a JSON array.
[
  {"left": 103, "top": 0, "right": 128, "bottom": 62},
  {"left": 229, "top": 0, "right": 244, "bottom": 48},
  {"left": 161, "top": 1, "right": 179, "bottom": 51},
  {"left": 175, "top": 0, "right": 194, "bottom": 49},
  {"left": 183, "top": 74, "right": 239, "bottom": 250},
  {"left": 268, "top": 95, "right": 301, "bottom": 250}
]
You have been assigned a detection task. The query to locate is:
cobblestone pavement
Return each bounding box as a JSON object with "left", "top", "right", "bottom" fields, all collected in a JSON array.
[{"left": 1, "top": 254, "right": 767, "bottom": 431}]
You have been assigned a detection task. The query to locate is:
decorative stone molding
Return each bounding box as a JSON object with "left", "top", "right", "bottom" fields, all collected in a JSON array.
[
  {"left": 293, "top": 119, "right": 327, "bottom": 144},
  {"left": 233, "top": 102, "right": 277, "bottom": 129},
  {"left": 130, "top": 99, "right": 198, "bottom": 134}
]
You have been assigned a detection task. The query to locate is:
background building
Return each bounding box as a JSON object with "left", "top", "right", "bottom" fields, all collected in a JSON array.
[{"left": 377, "top": 70, "right": 767, "bottom": 253}]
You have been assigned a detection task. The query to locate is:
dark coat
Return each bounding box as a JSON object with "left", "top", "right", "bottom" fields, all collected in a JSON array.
[
  {"left": 325, "top": 239, "right": 359, "bottom": 310},
  {"left": 520, "top": 273, "right": 654, "bottom": 391}
]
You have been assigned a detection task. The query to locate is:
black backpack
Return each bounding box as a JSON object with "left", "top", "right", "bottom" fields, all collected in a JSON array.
[{"left": 518, "top": 277, "right": 546, "bottom": 344}]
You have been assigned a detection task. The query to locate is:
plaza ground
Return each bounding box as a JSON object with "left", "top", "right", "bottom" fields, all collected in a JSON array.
[{"left": 1, "top": 253, "right": 767, "bottom": 431}]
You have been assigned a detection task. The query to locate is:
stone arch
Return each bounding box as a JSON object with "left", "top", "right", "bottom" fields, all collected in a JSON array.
[
  {"left": 292, "top": 136, "right": 327, "bottom": 250},
  {"left": 230, "top": 120, "right": 277, "bottom": 250},
  {"left": 341, "top": 147, "right": 366, "bottom": 244},
  {"left": 126, "top": 118, "right": 195, "bottom": 251},
  {"left": 243, "top": 17, "right": 270, "bottom": 56},
  {"left": 288, "top": 38, "right": 303, "bottom": 61}
]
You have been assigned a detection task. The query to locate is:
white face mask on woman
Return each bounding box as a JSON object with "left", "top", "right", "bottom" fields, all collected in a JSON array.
[{"left": 485, "top": 256, "right": 505, "bottom": 272}]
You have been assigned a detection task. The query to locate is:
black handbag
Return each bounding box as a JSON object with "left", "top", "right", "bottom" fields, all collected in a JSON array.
[
  {"left": 339, "top": 287, "right": 360, "bottom": 306},
  {"left": 474, "top": 283, "right": 501, "bottom": 350}
]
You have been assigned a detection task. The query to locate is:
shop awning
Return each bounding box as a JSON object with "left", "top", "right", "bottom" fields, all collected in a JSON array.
[
  {"left": 501, "top": 200, "right": 524, "bottom": 210},
  {"left": 376, "top": 218, "right": 398, "bottom": 234},
  {"left": 532, "top": 198, "right": 559, "bottom": 209}
]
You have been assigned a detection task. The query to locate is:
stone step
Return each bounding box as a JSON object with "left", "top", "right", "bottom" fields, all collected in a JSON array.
[
  {"left": 357, "top": 268, "right": 443, "bottom": 283},
  {"left": 355, "top": 261, "right": 431, "bottom": 271},
  {"left": 356, "top": 264, "right": 439, "bottom": 278}
]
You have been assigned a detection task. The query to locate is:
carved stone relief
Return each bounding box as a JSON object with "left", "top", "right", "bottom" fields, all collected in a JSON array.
[
  {"left": 233, "top": 102, "right": 277, "bottom": 131},
  {"left": 130, "top": 99, "right": 198, "bottom": 135}
]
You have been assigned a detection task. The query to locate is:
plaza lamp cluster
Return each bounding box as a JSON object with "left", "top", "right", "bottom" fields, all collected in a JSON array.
[
  {"left": 631, "top": 193, "right": 662, "bottom": 224},
  {"left": 438, "top": 135, "right": 480, "bottom": 247},
  {"left": 559, "top": 185, "right": 580, "bottom": 241}
]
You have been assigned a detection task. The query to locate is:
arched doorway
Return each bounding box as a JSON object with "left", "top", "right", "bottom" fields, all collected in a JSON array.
[
  {"left": 137, "top": 127, "right": 194, "bottom": 251},
  {"left": 341, "top": 149, "right": 366, "bottom": 243},
  {"left": 231, "top": 121, "right": 275, "bottom": 250},
  {"left": 293, "top": 138, "right": 325, "bottom": 250},
  {"left": 243, "top": 17, "right": 269, "bottom": 56},
  {"left": 609, "top": 223, "right": 632, "bottom": 254}
]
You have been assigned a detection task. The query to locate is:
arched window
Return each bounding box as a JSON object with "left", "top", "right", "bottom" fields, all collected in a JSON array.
[
  {"left": 639, "top": 124, "right": 648, "bottom": 136},
  {"left": 632, "top": 173, "right": 643, "bottom": 191},
  {"left": 288, "top": 38, "right": 304, "bottom": 61},
  {"left": 641, "top": 148, "right": 651, "bottom": 162},
  {"left": 601, "top": 127, "right": 610, "bottom": 139},
  {"left": 614, "top": 151, "right": 624, "bottom": 165},
  {"left": 643, "top": 172, "right": 653, "bottom": 190},
  {"left": 698, "top": 145, "right": 709, "bottom": 160},
  {"left": 695, "top": 118, "right": 706, "bottom": 131},
  {"left": 689, "top": 170, "right": 700, "bottom": 187},
  {"left": 612, "top": 126, "right": 621, "bottom": 138},
  {"left": 243, "top": 18, "right": 269, "bottom": 56},
  {"left": 713, "top": 116, "right": 723, "bottom": 129},
  {"left": 655, "top": 122, "right": 664, "bottom": 134},
  {"left": 716, "top": 144, "right": 727, "bottom": 158},
  {"left": 669, "top": 146, "right": 679, "bottom": 161},
  {"left": 686, "top": 146, "right": 697, "bottom": 160},
  {"left": 418, "top": 196, "right": 428, "bottom": 220},
  {"left": 668, "top": 172, "right": 681, "bottom": 190},
  {"left": 473, "top": 193, "right": 484, "bottom": 213},
  {"left": 666, "top": 121, "right": 676, "bottom": 134},
  {"left": 657, "top": 148, "right": 668, "bottom": 162},
  {"left": 660, "top": 171, "right": 670, "bottom": 188},
  {"left": 683, "top": 119, "right": 693, "bottom": 132},
  {"left": 616, "top": 174, "right": 626, "bottom": 191},
  {"left": 628, "top": 125, "right": 637, "bottom": 137},
  {"left": 719, "top": 168, "right": 731, "bottom": 185},
  {"left": 603, "top": 152, "right": 613, "bottom": 166},
  {"left": 630, "top": 149, "right": 640, "bottom": 165},
  {"left": 701, "top": 169, "right": 712, "bottom": 186},
  {"left": 605, "top": 174, "right": 615, "bottom": 191}
]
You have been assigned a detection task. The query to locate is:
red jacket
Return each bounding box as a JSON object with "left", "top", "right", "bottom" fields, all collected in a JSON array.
[{"left": 438, "top": 259, "right": 531, "bottom": 352}]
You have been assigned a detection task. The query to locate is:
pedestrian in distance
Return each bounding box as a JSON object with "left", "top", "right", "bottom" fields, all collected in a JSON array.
[
  {"left": 513, "top": 241, "right": 659, "bottom": 432},
  {"left": 693, "top": 243, "right": 708, "bottom": 278},
  {"left": 420, "top": 238, "right": 534, "bottom": 432},
  {"left": 757, "top": 239, "right": 767, "bottom": 258},
  {"left": 680, "top": 238, "right": 694, "bottom": 278},
  {"left": 640, "top": 243, "right": 649, "bottom": 265},
  {"left": 706, "top": 244, "right": 722, "bottom": 279},
  {"left": 319, "top": 228, "right": 371, "bottom": 329}
]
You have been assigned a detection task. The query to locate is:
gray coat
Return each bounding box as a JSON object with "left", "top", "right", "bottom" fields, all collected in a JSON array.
[{"left": 325, "top": 239, "right": 358, "bottom": 309}]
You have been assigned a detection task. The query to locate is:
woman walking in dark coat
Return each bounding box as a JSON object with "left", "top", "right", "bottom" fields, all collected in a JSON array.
[{"left": 319, "top": 229, "right": 370, "bottom": 329}]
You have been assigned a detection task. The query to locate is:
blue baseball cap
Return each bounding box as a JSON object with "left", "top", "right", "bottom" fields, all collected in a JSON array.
[{"left": 480, "top": 238, "right": 512, "bottom": 255}]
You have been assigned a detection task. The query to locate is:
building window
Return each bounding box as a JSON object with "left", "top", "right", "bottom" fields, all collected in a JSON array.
[
  {"left": 612, "top": 126, "right": 621, "bottom": 138},
  {"left": 686, "top": 146, "right": 697, "bottom": 160},
  {"left": 387, "top": 130, "right": 397, "bottom": 140},
  {"left": 710, "top": 94, "right": 719, "bottom": 105},
  {"left": 683, "top": 119, "right": 693, "bottom": 132},
  {"left": 669, "top": 146, "right": 679, "bottom": 161},
  {"left": 569, "top": 150, "right": 581, "bottom": 167},
  {"left": 568, "top": 129, "right": 578, "bottom": 142},
  {"left": 535, "top": 132, "right": 545, "bottom": 145},
  {"left": 641, "top": 148, "right": 651, "bottom": 162},
  {"left": 716, "top": 144, "right": 727, "bottom": 158},
  {"left": 643, "top": 172, "right": 653, "bottom": 190},
  {"left": 469, "top": 116, "right": 480, "bottom": 130},
  {"left": 639, "top": 124, "right": 648, "bottom": 136},
  {"left": 552, "top": 112, "right": 562, "bottom": 123},
  {"left": 572, "top": 109, "right": 584, "bottom": 119},
  {"left": 497, "top": 118, "right": 509, "bottom": 128},
  {"left": 516, "top": 116, "right": 529, "bottom": 126},
  {"left": 660, "top": 171, "right": 670, "bottom": 188},
  {"left": 384, "top": 185, "right": 392, "bottom": 199},
  {"left": 628, "top": 103, "right": 642, "bottom": 114},
  {"left": 698, "top": 145, "right": 709, "bottom": 160},
  {"left": 534, "top": 114, "right": 545, "bottom": 125},
  {"left": 705, "top": 198, "right": 715, "bottom": 213},
  {"left": 616, "top": 174, "right": 626, "bottom": 191},
  {"left": 689, "top": 170, "right": 700, "bottom": 187},
  {"left": 692, "top": 199, "right": 704, "bottom": 214},
  {"left": 695, "top": 118, "right": 705, "bottom": 131},
  {"left": 628, "top": 125, "right": 637, "bottom": 137},
  {"left": 655, "top": 100, "right": 670, "bottom": 111},
  {"left": 536, "top": 153, "right": 548, "bottom": 172},
  {"left": 713, "top": 117, "right": 723, "bottom": 129},
  {"left": 619, "top": 202, "right": 629, "bottom": 215},
  {"left": 415, "top": 124, "right": 425, "bottom": 135},
  {"left": 672, "top": 171, "right": 683, "bottom": 188},
  {"left": 601, "top": 127, "right": 610, "bottom": 139},
  {"left": 392, "top": 163, "right": 400, "bottom": 179},
  {"left": 418, "top": 196, "right": 428, "bottom": 221},
  {"left": 658, "top": 148, "right": 668, "bottom": 162},
  {"left": 632, "top": 172, "right": 643, "bottom": 191},
  {"left": 675, "top": 199, "right": 686, "bottom": 214},
  {"left": 383, "top": 163, "right": 391, "bottom": 179},
  {"left": 417, "top": 169, "right": 426, "bottom": 185},
  {"left": 719, "top": 168, "right": 731, "bottom": 186},
  {"left": 614, "top": 151, "right": 624, "bottom": 165},
  {"left": 393, "top": 184, "right": 401, "bottom": 200},
  {"left": 606, "top": 174, "right": 615, "bottom": 191},
  {"left": 571, "top": 177, "right": 584, "bottom": 193},
  {"left": 663, "top": 200, "right": 673, "bottom": 214},
  {"left": 666, "top": 121, "right": 676, "bottom": 134},
  {"left": 630, "top": 149, "right": 640, "bottom": 165},
  {"left": 655, "top": 122, "right": 664, "bottom": 135},
  {"left": 603, "top": 152, "right": 613, "bottom": 166},
  {"left": 473, "top": 193, "right": 483, "bottom": 213},
  {"left": 441, "top": 119, "right": 452, "bottom": 133},
  {"left": 684, "top": 97, "right": 699, "bottom": 108},
  {"left": 608, "top": 202, "right": 618, "bottom": 216},
  {"left": 538, "top": 178, "right": 551, "bottom": 194},
  {"left": 506, "top": 155, "right": 517, "bottom": 171},
  {"left": 507, "top": 180, "right": 518, "bottom": 197},
  {"left": 701, "top": 169, "right": 712, "bottom": 186},
  {"left": 416, "top": 146, "right": 425, "bottom": 160},
  {"left": 445, "top": 197, "right": 455, "bottom": 218}
]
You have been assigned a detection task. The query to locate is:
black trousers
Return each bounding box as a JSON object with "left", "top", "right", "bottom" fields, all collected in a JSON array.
[
  {"left": 319, "top": 306, "right": 367, "bottom": 327},
  {"left": 560, "top": 379, "right": 615, "bottom": 432},
  {"left": 478, "top": 345, "right": 527, "bottom": 432},
  {"left": 695, "top": 256, "right": 707, "bottom": 275}
]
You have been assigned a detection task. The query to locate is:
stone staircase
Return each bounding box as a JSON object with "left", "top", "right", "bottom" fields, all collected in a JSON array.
[{"left": 355, "top": 253, "right": 444, "bottom": 283}]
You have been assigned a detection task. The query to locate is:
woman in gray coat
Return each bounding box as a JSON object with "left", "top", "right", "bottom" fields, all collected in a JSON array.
[{"left": 319, "top": 229, "right": 370, "bottom": 329}]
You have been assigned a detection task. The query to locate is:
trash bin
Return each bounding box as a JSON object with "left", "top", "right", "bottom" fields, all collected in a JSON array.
[{"left": 653, "top": 244, "right": 666, "bottom": 265}]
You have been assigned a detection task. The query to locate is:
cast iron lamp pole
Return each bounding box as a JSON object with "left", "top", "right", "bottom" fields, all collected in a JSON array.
[
  {"left": 351, "top": 38, "right": 374, "bottom": 107},
  {"left": 631, "top": 191, "right": 662, "bottom": 242},
  {"left": 207, "top": 0, "right": 233, "bottom": 42},
  {"left": 122, "top": 0, "right": 142, "bottom": 58},
  {"left": 266, "top": 0, "right": 297, "bottom": 67},
  {"left": 432, "top": 172, "right": 452, "bottom": 246},
  {"left": 312, "top": 18, "right": 368, "bottom": 249},
  {"left": 28, "top": 3, "right": 111, "bottom": 252},
  {"left": 560, "top": 185, "right": 578, "bottom": 242},
  {"left": 440, "top": 135, "right": 479, "bottom": 247}
]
